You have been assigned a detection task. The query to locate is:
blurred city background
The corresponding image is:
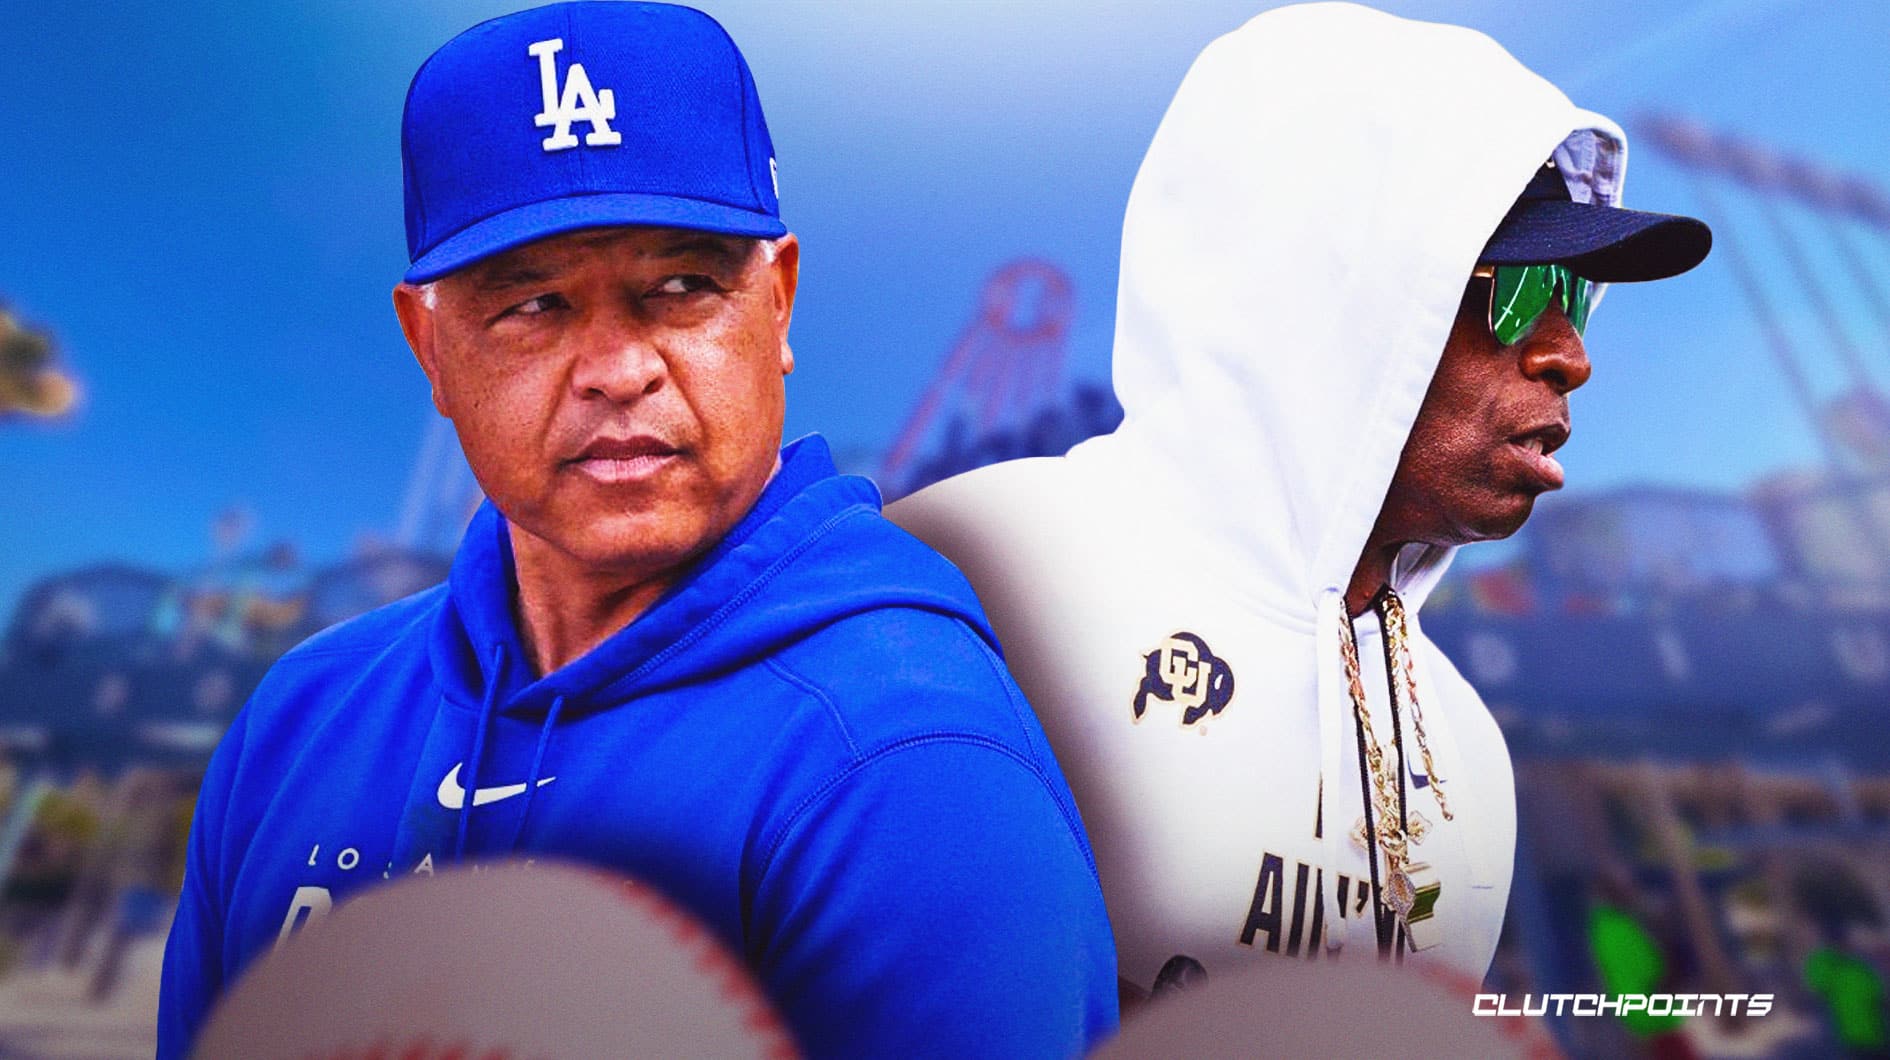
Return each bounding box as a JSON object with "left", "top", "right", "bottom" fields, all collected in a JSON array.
[{"left": 2, "top": 0, "right": 1887, "bottom": 1056}]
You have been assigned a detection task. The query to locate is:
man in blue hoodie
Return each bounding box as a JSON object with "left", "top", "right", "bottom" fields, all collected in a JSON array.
[{"left": 157, "top": 4, "right": 1118, "bottom": 1057}]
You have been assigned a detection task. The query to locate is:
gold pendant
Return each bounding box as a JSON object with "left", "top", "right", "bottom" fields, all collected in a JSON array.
[
  {"left": 1349, "top": 815, "right": 1371, "bottom": 854},
  {"left": 1384, "top": 865, "right": 1416, "bottom": 919}
]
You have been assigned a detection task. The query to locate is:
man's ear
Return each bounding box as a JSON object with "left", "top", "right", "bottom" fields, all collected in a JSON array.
[
  {"left": 768, "top": 235, "right": 801, "bottom": 376},
  {"left": 392, "top": 283, "right": 449, "bottom": 416}
]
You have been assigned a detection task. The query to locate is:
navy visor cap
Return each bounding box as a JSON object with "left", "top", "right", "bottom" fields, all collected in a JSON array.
[{"left": 1479, "top": 162, "right": 1712, "bottom": 282}]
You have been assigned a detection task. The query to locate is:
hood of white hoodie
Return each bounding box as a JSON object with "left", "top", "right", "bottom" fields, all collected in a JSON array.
[{"left": 1093, "top": 1, "right": 1625, "bottom": 622}]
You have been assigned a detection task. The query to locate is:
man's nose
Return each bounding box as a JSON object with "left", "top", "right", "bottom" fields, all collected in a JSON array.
[
  {"left": 570, "top": 317, "right": 667, "bottom": 402},
  {"left": 1518, "top": 306, "right": 1591, "bottom": 395}
]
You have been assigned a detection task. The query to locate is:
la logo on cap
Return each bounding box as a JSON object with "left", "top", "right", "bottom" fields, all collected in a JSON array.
[{"left": 528, "top": 37, "right": 621, "bottom": 152}]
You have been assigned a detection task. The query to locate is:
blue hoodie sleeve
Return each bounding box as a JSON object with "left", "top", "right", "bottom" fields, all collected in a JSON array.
[
  {"left": 750, "top": 736, "right": 1119, "bottom": 1058},
  {"left": 158, "top": 708, "right": 248, "bottom": 1060}
]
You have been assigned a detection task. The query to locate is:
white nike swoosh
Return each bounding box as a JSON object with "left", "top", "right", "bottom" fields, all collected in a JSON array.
[{"left": 436, "top": 763, "right": 556, "bottom": 810}]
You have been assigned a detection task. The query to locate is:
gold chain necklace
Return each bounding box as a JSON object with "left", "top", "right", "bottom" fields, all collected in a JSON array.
[
  {"left": 1377, "top": 591, "right": 1453, "bottom": 823},
  {"left": 1337, "top": 606, "right": 1418, "bottom": 919},
  {"left": 1337, "top": 589, "right": 1453, "bottom": 933}
]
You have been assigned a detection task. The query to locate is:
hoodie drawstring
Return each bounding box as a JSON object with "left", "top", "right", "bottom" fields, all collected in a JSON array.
[
  {"left": 1314, "top": 588, "right": 1349, "bottom": 953},
  {"left": 456, "top": 642, "right": 506, "bottom": 862},
  {"left": 497, "top": 693, "right": 565, "bottom": 854}
]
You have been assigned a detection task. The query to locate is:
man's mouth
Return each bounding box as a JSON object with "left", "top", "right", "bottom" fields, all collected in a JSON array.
[
  {"left": 566, "top": 435, "right": 683, "bottom": 484},
  {"left": 1506, "top": 423, "right": 1570, "bottom": 490}
]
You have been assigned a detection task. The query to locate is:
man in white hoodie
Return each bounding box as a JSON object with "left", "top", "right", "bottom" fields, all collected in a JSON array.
[{"left": 888, "top": 2, "right": 1709, "bottom": 1004}]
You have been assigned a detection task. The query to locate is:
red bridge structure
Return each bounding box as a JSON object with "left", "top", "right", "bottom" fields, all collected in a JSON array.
[{"left": 878, "top": 258, "right": 1119, "bottom": 500}]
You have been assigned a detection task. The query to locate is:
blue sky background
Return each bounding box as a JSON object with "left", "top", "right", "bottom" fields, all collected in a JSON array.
[{"left": 3, "top": 0, "right": 1887, "bottom": 615}]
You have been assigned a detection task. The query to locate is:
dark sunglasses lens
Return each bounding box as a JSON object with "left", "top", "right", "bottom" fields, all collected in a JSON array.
[
  {"left": 1563, "top": 268, "right": 1593, "bottom": 336},
  {"left": 1490, "top": 265, "right": 1554, "bottom": 346}
]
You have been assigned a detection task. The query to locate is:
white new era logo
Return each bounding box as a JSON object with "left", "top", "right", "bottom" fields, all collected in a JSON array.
[{"left": 528, "top": 37, "right": 621, "bottom": 152}]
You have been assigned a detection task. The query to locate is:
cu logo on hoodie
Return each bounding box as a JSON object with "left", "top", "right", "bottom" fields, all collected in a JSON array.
[{"left": 1133, "top": 632, "right": 1234, "bottom": 727}]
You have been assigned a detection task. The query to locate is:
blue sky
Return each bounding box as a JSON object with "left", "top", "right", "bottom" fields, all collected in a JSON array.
[{"left": 2, "top": 0, "right": 1887, "bottom": 614}]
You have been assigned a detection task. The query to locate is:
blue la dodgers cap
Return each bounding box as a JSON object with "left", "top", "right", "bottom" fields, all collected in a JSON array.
[
  {"left": 1479, "top": 162, "right": 1711, "bottom": 283},
  {"left": 401, "top": 1, "right": 786, "bottom": 284}
]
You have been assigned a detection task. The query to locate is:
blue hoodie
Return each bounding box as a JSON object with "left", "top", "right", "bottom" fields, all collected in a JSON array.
[{"left": 159, "top": 436, "right": 1118, "bottom": 1058}]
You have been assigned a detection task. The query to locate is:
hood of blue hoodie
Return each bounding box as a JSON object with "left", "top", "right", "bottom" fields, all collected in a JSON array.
[{"left": 429, "top": 434, "right": 995, "bottom": 720}]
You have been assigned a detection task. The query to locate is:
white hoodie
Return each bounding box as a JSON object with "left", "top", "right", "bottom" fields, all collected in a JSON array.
[{"left": 890, "top": 3, "right": 1630, "bottom": 991}]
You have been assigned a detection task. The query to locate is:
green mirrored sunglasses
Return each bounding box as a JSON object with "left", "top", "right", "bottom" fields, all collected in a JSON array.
[{"left": 1472, "top": 263, "right": 1594, "bottom": 347}]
